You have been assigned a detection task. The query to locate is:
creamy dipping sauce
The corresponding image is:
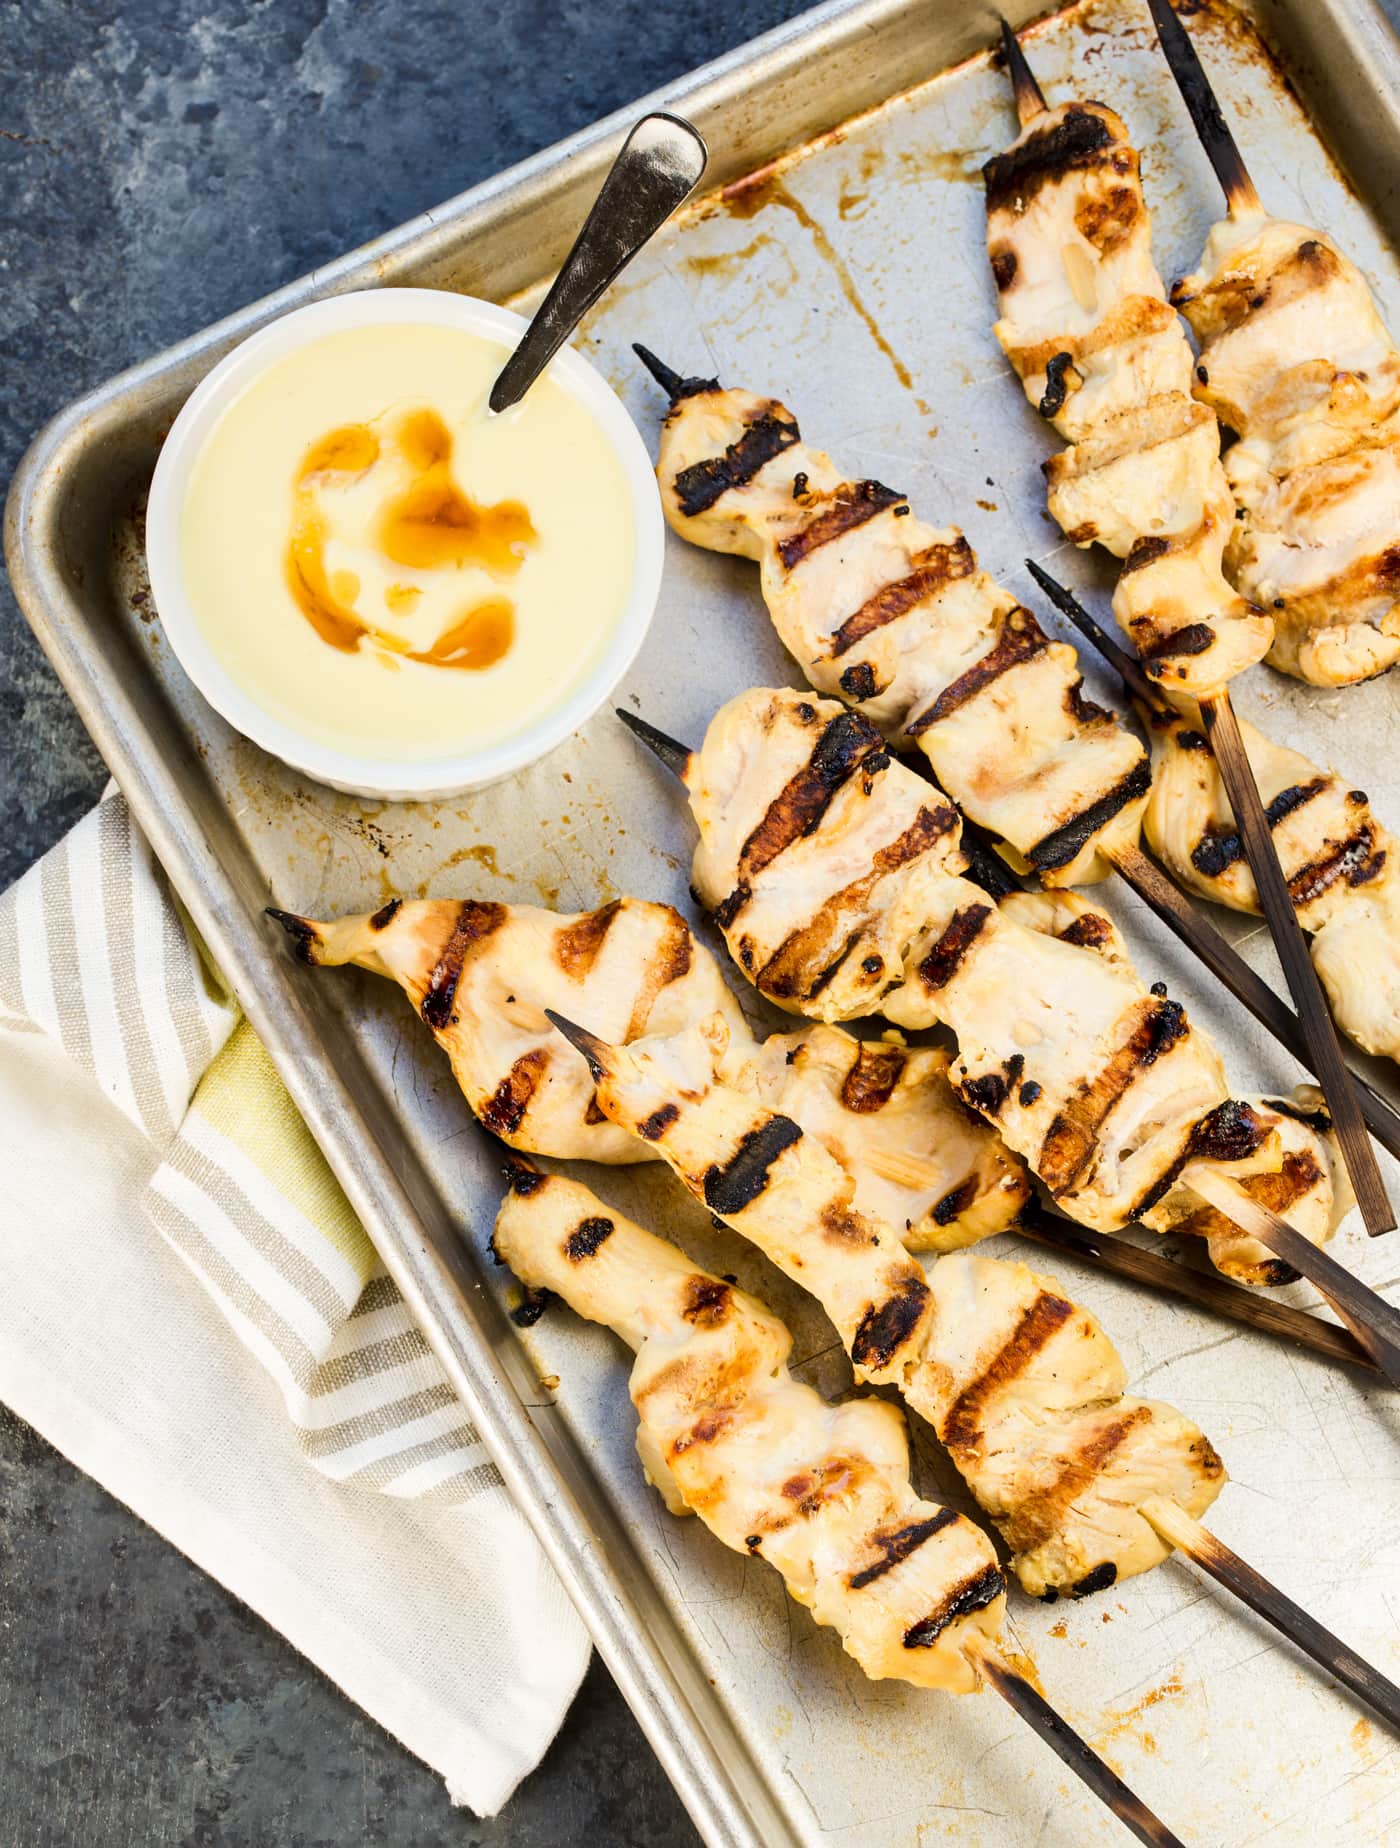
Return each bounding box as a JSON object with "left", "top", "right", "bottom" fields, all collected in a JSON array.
[{"left": 179, "top": 321, "right": 635, "bottom": 762}]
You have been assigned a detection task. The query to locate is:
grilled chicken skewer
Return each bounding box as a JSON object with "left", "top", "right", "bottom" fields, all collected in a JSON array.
[
  {"left": 1147, "top": 0, "right": 1400, "bottom": 689},
  {"left": 267, "top": 895, "right": 1026, "bottom": 1250},
  {"left": 986, "top": 17, "right": 1394, "bottom": 1235},
  {"left": 540, "top": 1010, "right": 1400, "bottom": 1731},
  {"left": 1029, "top": 561, "right": 1400, "bottom": 1075},
  {"left": 634, "top": 348, "right": 1389, "bottom": 1235},
  {"left": 627, "top": 685, "right": 1353, "bottom": 1284},
  {"left": 494, "top": 1165, "right": 1188, "bottom": 1843},
  {"left": 269, "top": 895, "right": 1376, "bottom": 1370}
]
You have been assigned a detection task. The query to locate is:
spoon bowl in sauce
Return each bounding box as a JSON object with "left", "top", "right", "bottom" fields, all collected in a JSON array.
[{"left": 146, "top": 289, "right": 664, "bottom": 799}]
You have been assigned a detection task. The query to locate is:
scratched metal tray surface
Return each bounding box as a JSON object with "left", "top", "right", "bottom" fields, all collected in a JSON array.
[{"left": 8, "top": 1, "right": 1400, "bottom": 1841}]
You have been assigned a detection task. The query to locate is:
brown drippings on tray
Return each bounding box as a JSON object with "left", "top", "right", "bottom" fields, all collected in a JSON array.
[
  {"left": 286, "top": 410, "right": 534, "bottom": 669},
  {"left": 719, "top": 168, "right": 935, "bottom": 423}
]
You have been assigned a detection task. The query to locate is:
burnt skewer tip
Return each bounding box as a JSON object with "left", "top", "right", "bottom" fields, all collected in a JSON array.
[
  {"left": 1145, "top": 0, "right": 1261, "bottom": 214},
  {"left": 544, "top": 1009, "right": 610, "bottom": 1080},
  {"left": 615, "top": 707, "right": 694, "bottom": 780},
  {"left": 996, "top": 16, "right": 1048, "bottom": 127},
  {"left": 1023, "top": 559, "right": 1165, "bottom": 713},
  {"left": 632, "top": 343, "right": 719, "bottom": 404}
]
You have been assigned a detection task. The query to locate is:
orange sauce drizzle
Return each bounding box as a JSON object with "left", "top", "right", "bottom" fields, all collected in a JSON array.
[{"left": 285, "top": 410, "right": 534, "bottom": 670}]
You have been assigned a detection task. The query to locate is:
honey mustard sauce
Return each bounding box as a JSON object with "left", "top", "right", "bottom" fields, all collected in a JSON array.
[{"left": 179, "top": 320, "right": 634, "bottom": 761}]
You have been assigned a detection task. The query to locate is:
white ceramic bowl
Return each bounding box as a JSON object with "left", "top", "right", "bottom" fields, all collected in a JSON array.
[{"left": 146, "top": 289, "right": 665, "bottom": 800}]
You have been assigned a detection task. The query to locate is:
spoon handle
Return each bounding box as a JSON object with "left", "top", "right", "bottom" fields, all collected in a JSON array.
[{"left": 489, "top": 112, "right": 708, "bottom": 413}]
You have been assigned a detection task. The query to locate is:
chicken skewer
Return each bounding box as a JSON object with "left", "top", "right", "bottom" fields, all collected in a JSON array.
[
  {"left": 1146, "top": 0, "right": 1400, "bottom": 690},
  {"left": 1028, "top": 559, "right": 1400, "bottom": 1081},
  {"left": 618, "top": 688, "right": 1400, "bottom": 1382},
  {"left": 541, "top": 1007, "right": 1400, "bottom": 1732},
  {"left": 267, "top": 897, "right": 1377, "bottom": 1371},
  {"left": 493, "top": 1162, "right": 1187, "bottom": 1845},
  {"left": 986, "top": 16, "right": 1393, "bottom": 1235}
]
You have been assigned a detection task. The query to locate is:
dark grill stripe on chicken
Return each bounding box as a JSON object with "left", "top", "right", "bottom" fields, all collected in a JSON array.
[
  {"left": 268, "top": 895, "right": 1028, "bottom": 1249},
  {"left": 1142, "top": 708, "right": 1400, "bottom": 1064},
  {"left": 682, "top": 685, "right": 1345, "bottom": 1282},
  {"left": 558, "top": 1013, "right": 1226, "bottom": 1599},
  {"left": 983, "top": 99, "right": 1272, "bottom": 700},
  {"left": 650, "top": 377, "right": 1150, "bottom": 886},
  {"left": 492, "top": 1165, "right": 1007, "bottom": 1689}
]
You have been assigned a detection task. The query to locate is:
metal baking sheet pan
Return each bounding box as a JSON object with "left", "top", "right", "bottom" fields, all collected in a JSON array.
[{"left": 8, "top": 2, "right": 1400, "bottom": 1841}]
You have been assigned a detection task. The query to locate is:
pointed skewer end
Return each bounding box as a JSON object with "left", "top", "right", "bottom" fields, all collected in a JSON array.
[
  {"left": 615, "top": 707, "right": 694, "bottom": 780},
  {"left": 545, "top": 1009, "right": 610, "bottom": 1080},
  {"left": 631, "top": 343, "right": 719, "bottom": 404},
  {"left": 1023, "top": 558, "right": 1166, "bottom": 714},
  {"left": 995, "top": 16, "right": 1048, "bottom": 127}
]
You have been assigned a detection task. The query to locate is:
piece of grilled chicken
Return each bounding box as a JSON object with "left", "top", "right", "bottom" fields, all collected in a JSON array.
[
  {"left": 268, "top": 894, "right": 1028, "bottom": 1250},
  {"left": 1143, "top": 708, "right": 1400, "bottom": 1064},
  {"left": 553, "top": 1011, "right": 1226, "bottom": 1600},
  {"left": 646, "top": 368, "right": 1149, "bottom": 885},
  {"left": 1174, "top": 213, "right": 1400, "bottom": 686},
  {"left": 493, "top": 1165, "right": 1006, "bottom": 1688},
  {"left": 983, "top": 99, "right": 1271, "bottom": 700},
  {"left": 683, "top": 685, "right": 1346, "bottom": 1281}
]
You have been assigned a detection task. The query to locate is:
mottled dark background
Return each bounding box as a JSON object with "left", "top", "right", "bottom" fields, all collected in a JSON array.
[{"left": 0, "top": 3, "right": 812, "bottom": 1842}]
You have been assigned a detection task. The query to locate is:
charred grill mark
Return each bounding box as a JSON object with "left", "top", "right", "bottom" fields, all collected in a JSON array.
[
  {"left": 777, "top": 481, "right": 902, "bottom": 571},
  {"left": 502, "top": 1160, "right": 547, "bottom": 1197},
  {"left": 983, "top": 104, "right": 1115, "bottom": 211},
  {"left": 1070, "top": 1562, "right": 1118, "bottom": 1600},
  {"left": 932, "top": 1177, "right": 979, "bottom": 1226},
  {"left": 851, "top": 1272, "right": 931, "bottom": 1371},
  {"left": 638, "top": 1102, "right": 680, "bottom": 1142},
  {"left": 1289, "top": 825, "right": 1385, "bottom": 907},
  {"left": 829, "top": 541, "right": 976, "bottom": 657},
  {"left": 847, "top": 1510, "right": 958, "bottom": 1590},
  {"left": 671, "top": 1409, "right": 734, "bottom": 1456},
  {"left": 962, "top": 1054, "right": 1023, "bottom": 1118},
  {"left": 840, "top": 1043, "right": 907, "bottom": 1114},
  {"left": 511, "top": 1286, "right": 553, "bottom": 1328},
  {"left": 820, "top": 1202, "right": 880, "bottom": 1246},
  {"left": 1263, "top": 1095, "right": 1333, "bottom": 1136},
  {"left": 1122, "top": 534, "right": 1171, "bottom": 575},
  {"left": 941, "top": 1293, "right": 1075, "bottom": 1452},
  {"left": 368, "top": 898, "right": 402, "bottom": 930},
  {"left": 682, "top": 1275, "right": 733, "bottom": 1327},
  {"left": 990, "top": 245, "right": 1017, "bottom": 289},
  {"left": 1005, "top": 1406, "right": 1152, "bottom": 1553},
  {"left": 903, "top": 1565, "right": 1005, "bottom": 1649},
  {"left": 1188, "top": 1099, "right": 1269, "bottom": 1165},
  {"left": 1175, "top": 728, "right": 1211, "bottom": 754},
  {"left": 555, "top": 900, "right": 623, "bottom": 977},
  {"left": 481, "top": 1048, "right": 549, "bottom": 1136},
  {"left": 1066, "top": 678, "right": 1111, "bottom": 726},
  {"left": 1019, "top": 1079, "right": 1043, "bottom": 1107},
  {"left": 906, "top": 609, "right": 1048, "bottom": 735},
  {"left": 672, "top": 410, "right": 800, "bottom": 517},
  {"left": 757, "top": 807, "right": 957, "bottom": 1000},
  {"left": 703, "top": 1118, "right": 804, "bottom": 1216},
  {"left": 714, "top": 883, "right": 751, "bottom": 931},
  {"left": 1026, "top": 760, "right": 1152, "bottom": 873},
  {"left": 840, "top": 661, "right": 879, "bottom": 701},
  {"left": 1141, "top": 621, "right": 1216, "bottom": 664},
  {"left": 422, "top": 900, "right": 506, "bottom": 1029},
  {"left": 1191, "top": 778, "right": 1333, "bottom": 882},
  {"left": 1058, "top": 912, "right": 1114, "bottom": 952},
  {"left": 564, "top": 1216, "right": 615, "bottom": 1261},
  {"left": 917, "top": 905, "right": 992, "bottom": 992},
  {"left": 1039, "top": 999, "right": 1190, "bottom": 1192},
  {"left": 1038, "top": 352, "right": 1074, "bottom": 418},
  {"left": 737, "top": 713, "right": 885, "bottom": 881},
  {"left": 267, "top": 908, "right": 321, "bottom": 963}
]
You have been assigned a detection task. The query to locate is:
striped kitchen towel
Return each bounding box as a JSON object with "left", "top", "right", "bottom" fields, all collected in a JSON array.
[{"left": 0, "top": 791, "right": 590, "bottom": 1814}]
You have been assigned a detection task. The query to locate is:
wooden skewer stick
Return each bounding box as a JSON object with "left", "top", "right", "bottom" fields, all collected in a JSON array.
[
  {"left": 1197, "top": 692, "right": 1396, "bottom": 1235},
  {"left": 617, "top": 707, "right": 1394, "bottom": 1369},
  {"left": 1185, "top": 1165, "right": 1400, "bottom": 1386},
  {"left": 1024, "top": 558, "right": 1400, "bottom": 1165},
  {"left": 996, "top": 16, "right": 1048, "bottom": 128},
  {"left": 1142, "top": 1496, "right": 1400, "bottom": 1735},
  {"left": 1145, "top": 0, "right": 1262, "bottom": 216},
  {"left": 964, "top": 1636, "right": 1186, "bottom": 1847}
]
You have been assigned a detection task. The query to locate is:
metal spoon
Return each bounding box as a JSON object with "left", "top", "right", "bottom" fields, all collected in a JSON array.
[{"left": 489, "top": 112, "right": 708, "bottom": 414}]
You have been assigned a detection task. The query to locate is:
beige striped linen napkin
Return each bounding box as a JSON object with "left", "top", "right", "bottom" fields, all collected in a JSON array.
[{"left": 0, "top": 790, "right": 590, "bottom": 1814}]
